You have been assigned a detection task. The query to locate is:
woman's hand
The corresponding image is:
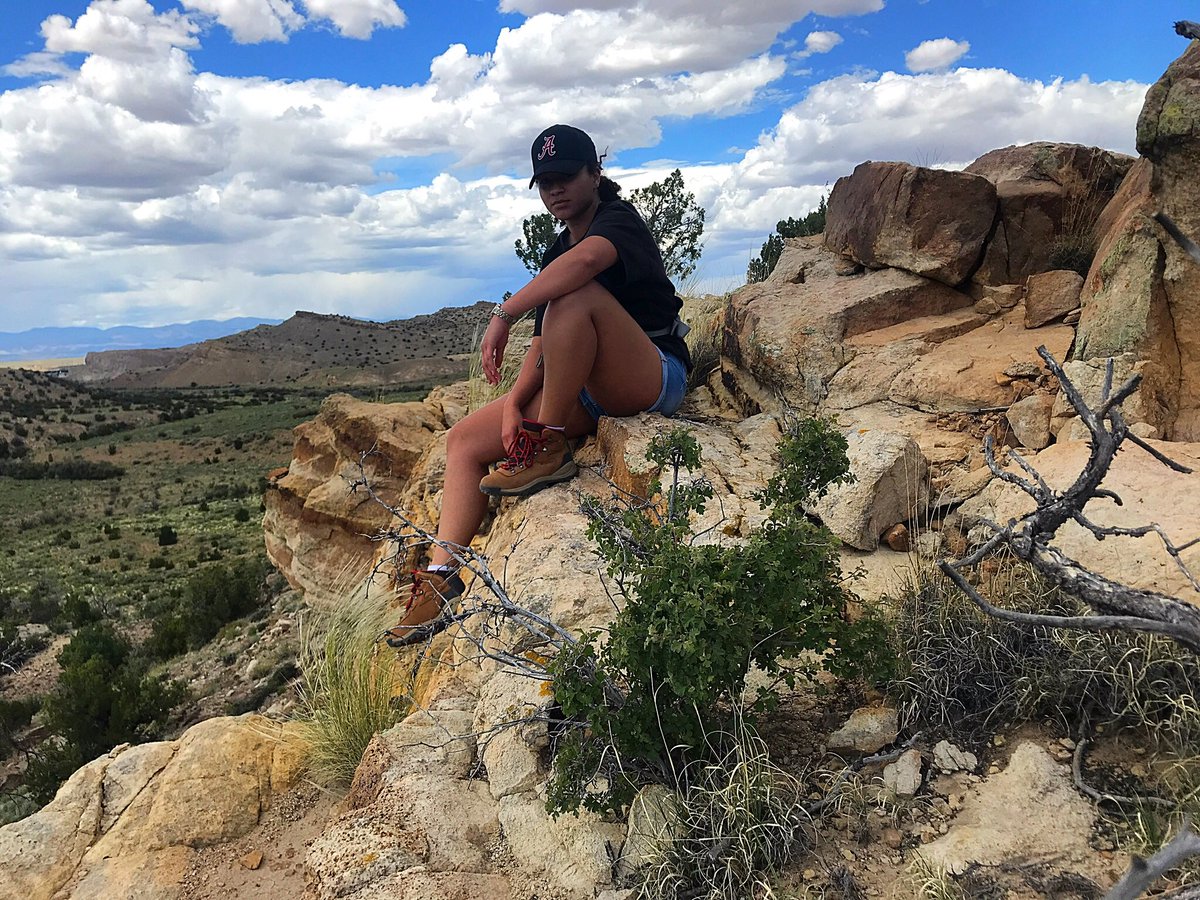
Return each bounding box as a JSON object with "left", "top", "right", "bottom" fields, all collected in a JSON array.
[
  {"left": 480, "top": 316, "right": 511, "bottom": 385},
  {"left": 501, "top": 398, "right": 524, "bottom": 449}
]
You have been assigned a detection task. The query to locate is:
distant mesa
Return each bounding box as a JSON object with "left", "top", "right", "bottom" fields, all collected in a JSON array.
[{"left": 68, "top": 303, "right": 493, "bottom": 390}]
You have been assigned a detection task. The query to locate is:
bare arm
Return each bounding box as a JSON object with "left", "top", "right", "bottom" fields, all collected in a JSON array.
[
  {"left": 503, "top": 235, "right": 618, "bottom": 317},
  {"left": 481, "top": 235, "right": 618, "bottom": 384}
]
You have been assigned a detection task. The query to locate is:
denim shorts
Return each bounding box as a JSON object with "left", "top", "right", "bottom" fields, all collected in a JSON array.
[{"left": 578, "top": 347, "right": 688, "bottom": 420}]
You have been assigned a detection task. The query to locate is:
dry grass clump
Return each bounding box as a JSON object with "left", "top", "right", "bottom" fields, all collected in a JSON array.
[
  {"left": 679, "top": 293, "right": 727, "bottom": 392},
  {"left": 889, "top": 560, "right": 1200, "bottom": 739},
  {"left": 636, "top": 717, "right": 811, "bottom": 900},
  {"left": 293, "top": 585, "right": 410, "bottom": 786},
  {"left": 891, "top": 558, "right": 1200, "bottom": 885}
]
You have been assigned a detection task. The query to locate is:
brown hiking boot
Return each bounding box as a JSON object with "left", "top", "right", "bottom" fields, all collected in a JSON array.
[
  {"left": 479, "top": 420, "right": 577, "bottom": 497},
  {"left": 382, "top": 569, "right": 465, "bottom": 647}
]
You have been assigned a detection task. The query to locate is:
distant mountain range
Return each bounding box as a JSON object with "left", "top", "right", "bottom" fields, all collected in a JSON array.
[
  {"left": 0, "top": 318, "right": 282, "bottom": 362},
  {"left": 67, "top": 305, "right": 494, "bottom": 389}
]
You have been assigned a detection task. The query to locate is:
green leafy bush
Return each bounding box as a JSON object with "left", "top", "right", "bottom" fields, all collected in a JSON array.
[
  {"left": 26, "top": 623, "right": 186, "bottom": 803},
  {"left": 545, "top": 420, "right": 894, "bottom": 816},
  {"left": 146, "top": 558, "right": 268, "bottom": 659}
]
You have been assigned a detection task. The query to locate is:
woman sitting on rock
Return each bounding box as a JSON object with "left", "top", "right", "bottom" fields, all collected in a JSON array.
[{"left": 383, "top": 123, "right": 692, "bottom": 647}]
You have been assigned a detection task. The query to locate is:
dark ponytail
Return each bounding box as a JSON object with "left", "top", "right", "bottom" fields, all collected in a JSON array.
[{"left": 589, "top": 162, "right": 621, "bottom": 201}]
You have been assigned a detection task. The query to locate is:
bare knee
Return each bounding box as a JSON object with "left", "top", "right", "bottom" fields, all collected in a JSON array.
[
  {"left": 543, "top": 284, "right": 608, "bottom": 329},
  {"left": 446, "top": 409, "right": 502, "bottom": 467},
  {"left": 445, "top": 419, "right": 478, "bottom": 462}
]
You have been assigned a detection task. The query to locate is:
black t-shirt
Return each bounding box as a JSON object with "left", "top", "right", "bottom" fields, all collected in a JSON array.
[{"left": 532, "top": 199, "right": 692, "bottom": 369}]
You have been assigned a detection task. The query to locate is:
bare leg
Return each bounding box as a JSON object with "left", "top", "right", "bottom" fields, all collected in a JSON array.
[
  {"left": 427, "top": 387, "right": 591, "bottom": 569},
  {"left": 538, "top": 281, "right": 665, "bottom": 426},
  {"left": 395, "top": 285, "right": 664, "bottom": 631}
]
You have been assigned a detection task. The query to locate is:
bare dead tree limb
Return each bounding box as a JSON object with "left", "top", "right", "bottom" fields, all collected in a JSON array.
[
  {"left": 940, "top": 348, "right": 1200, "bottom": 653},
  {"left": 1154, "top": 212, "right": 1200, "bottom": 265},
  {"left": 1103, "top": 823, "right": 1200, "bottom": 900}
]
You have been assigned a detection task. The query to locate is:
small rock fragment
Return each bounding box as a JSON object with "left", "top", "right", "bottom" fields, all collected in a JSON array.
[
  {"left": 933, "top": 740, "right": 978, "bottom": 773},
  {"left": 240, "top": 850, "right": 264, "bottom": 870},
  {"left": 883, "top": 749, "right": 924, "bottom": 797},
  {"left": 883, "top": 523, "right": 910, "bottom": 552}
]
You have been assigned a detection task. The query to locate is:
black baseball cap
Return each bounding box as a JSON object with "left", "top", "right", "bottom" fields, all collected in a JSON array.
[{"left": 529, "top": 124, "right": 598, "bottom": 188}]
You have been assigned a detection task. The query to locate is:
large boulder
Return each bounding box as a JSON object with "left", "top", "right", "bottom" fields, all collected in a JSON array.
[
  {"left": 812, "top": 429, "right": 930, "bottom": 551},
  {"left": 824, "top": 161, "right": 997, "bottom": 286},
  {"left": 965, "top": 143, "right": 1133, "bottom": 287},
  {"left": 1075, "top": 40, "right": 1200, "bottom": 440},
  {"left": 1071, "top": 160, "right": 1180, "bottom": 437},
  {"left": 723, "top": 238, "right": 972, "bottom": 413},
  {"left": 1024, "top": 269, "right": 1083, "bottom": 328},
  {"left": 1137, "top": 39, "right": 1200, "bottom": 438},
  {"left": 0, "top": 716, "right": 304, "bottom": 900}
]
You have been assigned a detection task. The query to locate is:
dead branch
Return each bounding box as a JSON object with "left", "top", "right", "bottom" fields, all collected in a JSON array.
[
  {"left": 938, "top": 350, "right": 1200, "bottom": 897},
  {"left": 1103, "top": 823, "right": 1200, "bottom": 900},
  {"left": 941, "top": 348, "right": 1200, "bottom": 653}
]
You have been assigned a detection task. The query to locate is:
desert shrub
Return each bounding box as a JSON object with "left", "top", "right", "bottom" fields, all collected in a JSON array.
[
  {"left": 62, "top": 594, "right": 100, "bottom": 627},
  {"left": 1047, "top": 233, "right": 1095, "bottom": 277},
  {"left": 226, "top": 661, "right": 300, "bottom": 716},
  {"left": 546, "top": 420, "right": 894, "bottom": 816},
  {"left": 0, "top": 459, "right": 124, "bottom": 480},
  {"left": 638, "top": 716, "right": 811, "bottom": 900},
  {"left": 26, "top": 623, "right": 186, "bottom": 803},
  {"left": 157, "top": 524, "right": 178, "bottom": 546},
  {"left": 147, "top": 557, "right": 268, "bottom": 658},
  {"left": 0, "top": 623, "right": 48, "bottom": 672},
  {"left": 294, "top": 588, "right": 409, "bottom": 785}
]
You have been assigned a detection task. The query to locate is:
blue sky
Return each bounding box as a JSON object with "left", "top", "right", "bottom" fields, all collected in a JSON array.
[{"left": 0, "top": 0, "right": 1186, "bottom": 332}]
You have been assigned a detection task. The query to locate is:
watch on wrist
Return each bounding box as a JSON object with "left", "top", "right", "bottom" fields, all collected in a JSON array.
[{"left": 490, "top": 303, "right": 518, "bottom": 325}]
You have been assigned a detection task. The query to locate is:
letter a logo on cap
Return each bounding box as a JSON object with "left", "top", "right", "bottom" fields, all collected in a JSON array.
[{"left": 538, "top": 135, "right": 556, "bottom": 160}]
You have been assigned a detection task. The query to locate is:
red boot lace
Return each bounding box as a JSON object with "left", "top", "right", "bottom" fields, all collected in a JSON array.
[
  {"left": 497, "top": 429, "right": 546, "bottom": 473},
  {"left": 404, "top": 569, "right": 425, "bottom": 613}
]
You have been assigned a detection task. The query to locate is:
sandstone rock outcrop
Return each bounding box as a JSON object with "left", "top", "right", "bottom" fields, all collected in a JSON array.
[
  {"left": 263, "top": 389, "right": 464, "bottom": 607},
  {"left": 825, "top": 161, "right": 997, "bottom": 286},
  {"left": 1074, "top": 40, "right": 1200, "bottom": 439},
  {"left": 267, "top": 128, "right": 1200, "bottom": 895},
  {"left": 964, "top": 143, "right": 1132, "bottom": 287},
  {"left": 0, "top": 716, "right": 304, "bottom": 900}
]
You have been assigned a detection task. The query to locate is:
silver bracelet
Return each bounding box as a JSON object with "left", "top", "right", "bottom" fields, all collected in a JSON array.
[{"left": 490, "top": 303, "right": 518, "bottom": 325}]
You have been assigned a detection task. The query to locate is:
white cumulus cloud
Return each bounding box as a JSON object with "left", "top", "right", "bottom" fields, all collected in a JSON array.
[
  {"left": 905, "top": 37, "right": 970, "bottom": 72},
  {"left": 302, "top": 0, "right": 407, "bottom": 39},
  {"left": 41, "top": 0, "right": 200, "bottom": 59},
  {"left": 179, "top": 0, "right": 304, "bottom": 43},
  {"left": 796, "top": 30, "right": 843, "bottom": 58}
]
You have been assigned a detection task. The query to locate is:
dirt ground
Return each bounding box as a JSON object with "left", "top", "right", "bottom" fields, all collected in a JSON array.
[{"left": 177, "top": 781, "right": 339, "bottom": 899}]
